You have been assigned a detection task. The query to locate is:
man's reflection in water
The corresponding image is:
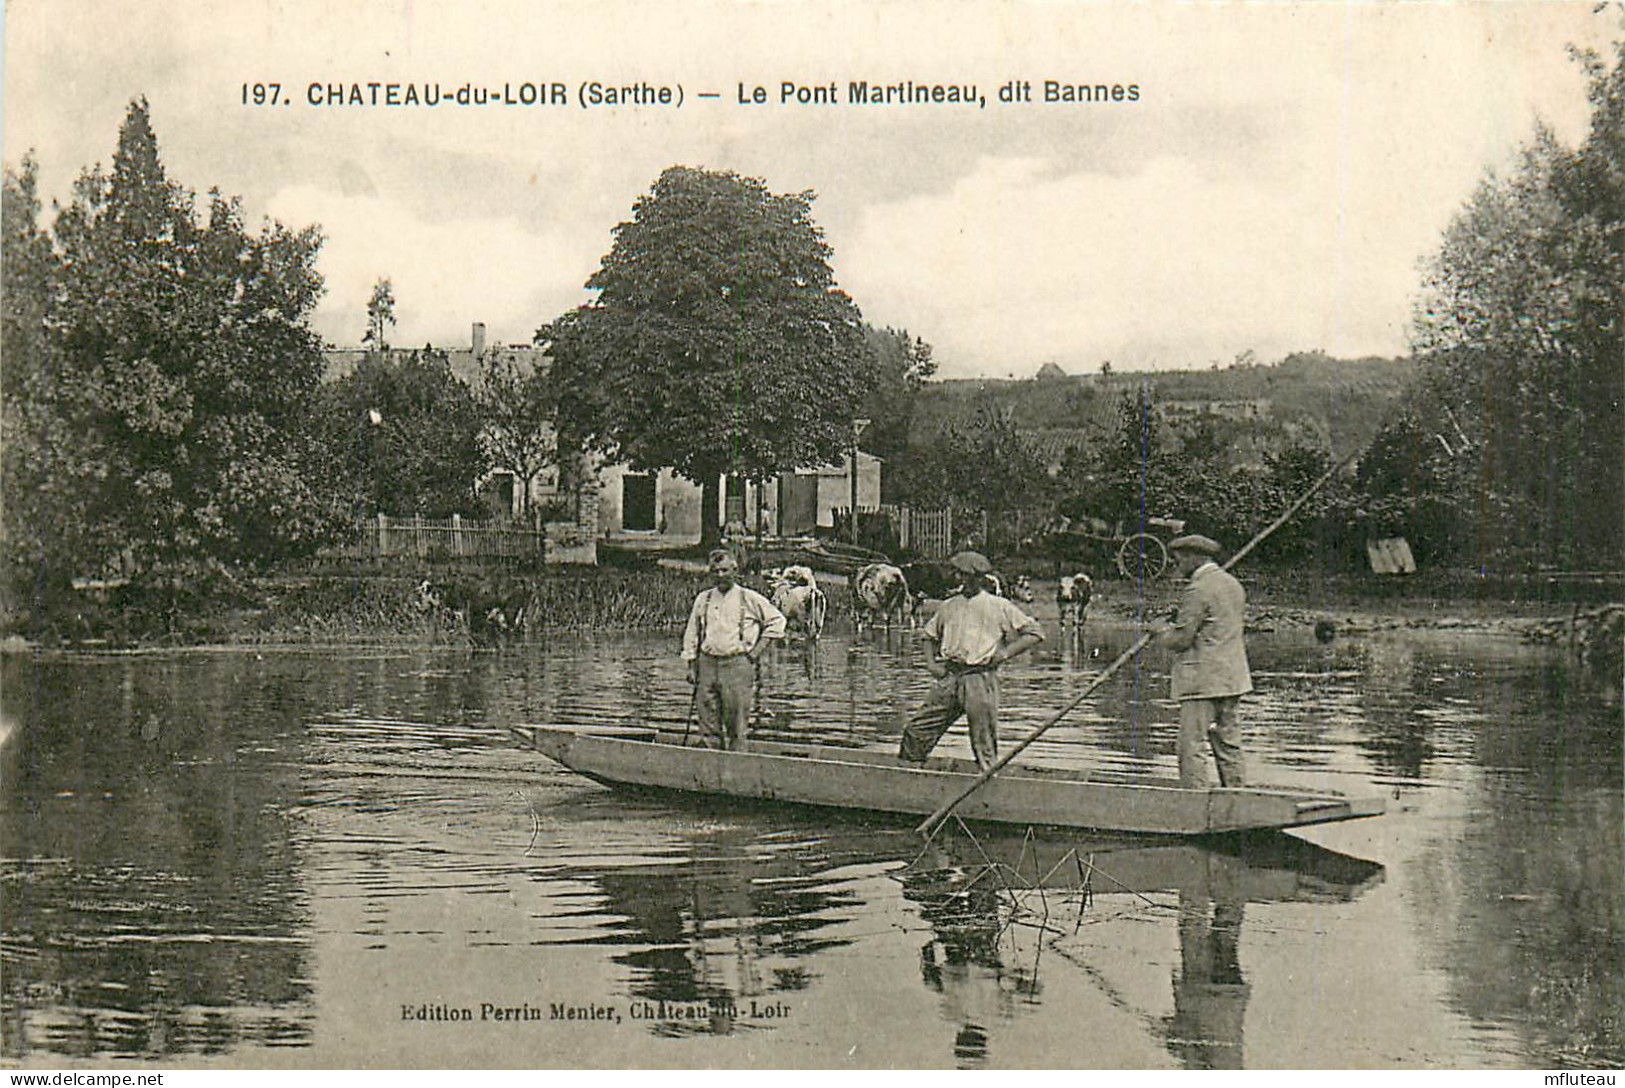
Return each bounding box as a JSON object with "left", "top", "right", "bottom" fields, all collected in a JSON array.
[
  {"left": 900, "top": 830, "right": 1377, "bottom": 1069},
  {"left": 1166, "top": 853, "right": 1249, "bottom": 1069},
  {"left": 906, "top": 861, "right": 1042, "bottom": 1067},
  {"left": 594, "top": 823, "right": 872, "bottom": 1038}
]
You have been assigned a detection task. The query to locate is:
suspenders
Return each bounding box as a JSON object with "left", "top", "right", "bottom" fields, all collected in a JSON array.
[{"left": 698, "top": 587, "right": 751, "bottom": 654}]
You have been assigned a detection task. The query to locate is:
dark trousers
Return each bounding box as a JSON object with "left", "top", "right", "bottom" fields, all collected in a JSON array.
[
  {"left": 899, "top": 668, "right": 1000, "bottom": 769},
  {"left": 695, "top": 654, "right": 755, "bottom": 750}
]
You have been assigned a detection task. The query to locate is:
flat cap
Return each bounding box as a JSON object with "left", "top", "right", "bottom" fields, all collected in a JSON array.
[
  {"left": 1167, "top": 534, "right": 1221, "bottom": 556},
  {"left": 948, "top": 550, "right": 993, "bottom": 574}
]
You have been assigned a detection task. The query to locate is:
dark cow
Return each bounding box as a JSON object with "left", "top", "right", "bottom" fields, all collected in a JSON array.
[
  {"left": 850, "top": 562, "right": 910, "bottom": 629},
  {"left": 899, "top": 560, "right": 961, "bottom": 613},
  {"left": 1057, "top": 572, "right": 1093, "bottom": 626},
  {"left": 900, "top": 561, "right": 1033, "bottom": 620},
  {"left": 436, "top": 580, "right": 536, "bottom": 648}
]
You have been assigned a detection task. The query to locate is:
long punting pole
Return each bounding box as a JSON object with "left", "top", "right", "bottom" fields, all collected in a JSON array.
[{"left": 914, "top": 453, "right": 1356, "bottom": 839}]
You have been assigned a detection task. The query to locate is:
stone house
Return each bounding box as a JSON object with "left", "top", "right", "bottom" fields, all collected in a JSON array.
[
  {"left": 325, "top": 322, "right": 882, "bottom": 548},
  {"left": 595, "top": 453, "right": 882, "bottom": 543}
]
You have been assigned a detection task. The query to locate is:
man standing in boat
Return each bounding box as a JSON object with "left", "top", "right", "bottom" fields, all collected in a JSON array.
[
  {"left": 682, "top": 548, "right": 787, "bottom": 750},
  {"left": 898, "top": 550, "right": 1045, "bottom": 771},
  {"left": 1157, "top": 534, "right": 1253, "bottom": 787}
]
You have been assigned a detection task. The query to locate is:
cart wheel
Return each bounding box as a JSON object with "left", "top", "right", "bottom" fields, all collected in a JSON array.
[{"left": 1116, "top": 533, "right": 1169, "bottom": 582}]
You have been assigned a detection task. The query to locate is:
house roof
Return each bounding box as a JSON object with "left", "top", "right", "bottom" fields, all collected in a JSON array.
[{"left": 322, "top": 343, "right": 547, "bottom": 388}]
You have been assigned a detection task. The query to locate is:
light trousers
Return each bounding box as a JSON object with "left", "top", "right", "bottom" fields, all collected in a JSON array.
[
  {"left": 694, "top": 654, "right": 755, "bottom": 750},
  {"left": 900, "top": 669, "right": 1000, "bottom": 769},
  {"left": 1178, "top": 695, "right": 1245, "bottom": 787}
]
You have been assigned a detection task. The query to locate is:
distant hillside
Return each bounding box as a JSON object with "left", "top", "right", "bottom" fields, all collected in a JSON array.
[{"left": 911, "top": 352, "right": 1415, "bottom": 463}]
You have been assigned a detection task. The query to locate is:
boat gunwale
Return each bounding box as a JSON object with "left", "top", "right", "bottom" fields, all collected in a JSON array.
[{"left": 525, "top": 725, "right": 1372, "bottom": 805}]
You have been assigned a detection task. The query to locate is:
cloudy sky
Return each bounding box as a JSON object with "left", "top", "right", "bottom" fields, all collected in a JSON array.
[{"left": 4, "top": 1, "right": 1617, "bottom": 378}]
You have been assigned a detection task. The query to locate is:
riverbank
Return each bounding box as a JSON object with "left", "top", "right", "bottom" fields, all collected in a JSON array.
[{"left": 5, "top": 560, "right": 1619, "bottom": 653}]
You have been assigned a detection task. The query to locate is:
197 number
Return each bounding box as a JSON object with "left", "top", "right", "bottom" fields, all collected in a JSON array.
[{"left": 242, "top": 83, "right": 284, "bottom": 106}]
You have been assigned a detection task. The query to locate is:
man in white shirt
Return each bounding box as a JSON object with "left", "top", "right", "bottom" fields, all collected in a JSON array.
[
  {"left": 899, "top": 550, "right": 1044, "bottom": 770},
  {"left": 682, "top": 548, "right": 787, "bottom": 750}
]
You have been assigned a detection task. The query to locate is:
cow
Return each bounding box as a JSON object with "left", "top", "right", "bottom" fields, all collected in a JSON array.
[
  {"left": 991, "top": 573, "right": 1035, "bottom": 604},
  {"left": 898, "top": 561, "right": 1032, "bottom": 621},
  {"left": 767, "top": 564, "right": 827, "bottom": 641},
  {"left": 436, "top": 580, "right": 536, "bottom": 649},
  {"left": 1057, "top": 572, "right": 1093, "bottom": 626},
  {"left": 850, "top": 562, "right": 911, "bottom": 630},
  {"left": 899, "top": 560, "right": 960, "bottom": 620}
]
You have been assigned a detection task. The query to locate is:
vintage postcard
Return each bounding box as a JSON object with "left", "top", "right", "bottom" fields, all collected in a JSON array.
[{"left": 2, "top": 0, "right": 1620, "bottom": 1073}]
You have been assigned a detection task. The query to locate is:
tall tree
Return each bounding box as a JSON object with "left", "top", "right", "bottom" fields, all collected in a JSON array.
[
  {"left": 3, "top": 99, "right": 341, "bottom": 605},
  {"left": 475, "top": 348, "right": 556, "bottom": 521},
  {"left": 1096, "top": 384, "right": 1167, "bottom": 530},
  {"left": 316, "top": 348, "right": 486, "bottom": 518},
  {"left": 1397, "top": 42, "right": 1623, "bottom": 569},
  {"left": 946, "top": 399, "right": 1051, "bottom": 523},
  {"left": 887, "top": 397, "right": 1050, "bottom": 547},
  {"left": 364, "top": 277, "right": 396, "bottom": 352},
  {"left": 2, "top": 156, "right": 100, "bottom": 615},
  {"left": 539, "top": 166, "right": 874, "bottom": 546},
  {"left": 860, "top": 325, "right": 936, "bottom": 471}
]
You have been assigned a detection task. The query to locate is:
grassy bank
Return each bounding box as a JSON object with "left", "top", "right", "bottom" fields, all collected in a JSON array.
[
  {"left": 243, "top": 567, "right": 721, "bottom": 645},
  {"left": 5, "top": 556, "right": 1616, "bottom": 651}
]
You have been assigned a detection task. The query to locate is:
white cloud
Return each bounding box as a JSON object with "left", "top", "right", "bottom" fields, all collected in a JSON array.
[
  {"left": 8, "top": 0, "right": 1616, "bottom": 376},
  {"left": 264, "top": 185, "right": 590, "bottom": 348},
  {"left": 841, "top": 152, "right": 1400, "bottom": 375}
]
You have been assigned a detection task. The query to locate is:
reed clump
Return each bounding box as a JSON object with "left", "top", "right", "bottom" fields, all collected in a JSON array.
[
  {"left": 525, "top": 569, "right": 699, "bottom": 629},
  {"left": 246, "top": 576, "right": 452, "bottom": 643},
  {"left": 247, "top": 567, "right": 728, "bottom": 644}
]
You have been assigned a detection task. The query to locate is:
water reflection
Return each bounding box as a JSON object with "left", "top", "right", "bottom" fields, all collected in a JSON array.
[
  {"left": 2, "top": 655, "right": 314, "bottom": 1058},
  {"left": 894, "top": 828, "right": 1382, "bottom": 1068},
  {"left": 1, "top": 623, "right": 1620, "bottom": 1067},
  {"left": 588, "top": 823, "right": 864, "bottom": 1038},
  {"left": 1168, "top": 883, "right": 1247, "bottom": 1069},
  {"left": 542, "top": 812, "right": 1383, "bottom": 1066}
]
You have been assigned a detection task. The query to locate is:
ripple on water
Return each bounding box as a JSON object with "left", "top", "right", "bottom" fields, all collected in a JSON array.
[{"left": 1, "top": 631, "right": 1618, "bottom": 1067}]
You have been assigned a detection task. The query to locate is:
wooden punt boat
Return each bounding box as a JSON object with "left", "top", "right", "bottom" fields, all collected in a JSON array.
[{"left": 515, "top": 725, "right": 1386, "bottom": 836}]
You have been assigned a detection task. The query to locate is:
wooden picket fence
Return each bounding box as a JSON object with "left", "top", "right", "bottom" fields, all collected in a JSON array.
[
  {"left": 332, "top": 513, "right": 548, "bottom": 560},
  {"left": 876, "top": 504, "right": 1053, "bottom": 558},
  {"left": 882, "top": 505, "right": 952, "bottom": 558}
]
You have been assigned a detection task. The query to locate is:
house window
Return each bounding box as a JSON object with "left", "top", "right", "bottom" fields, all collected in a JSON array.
[{"left": 622, "top": 474, "right": 657, "bottom": 531}]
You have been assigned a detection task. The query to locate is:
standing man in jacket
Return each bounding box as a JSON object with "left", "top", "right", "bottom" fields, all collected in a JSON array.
[
  {"left": 1157, "top": 535, "right": 1252, "bottom": 787},
  {"left": 682, "top": 548, "right": 787, "bottom": 750}
]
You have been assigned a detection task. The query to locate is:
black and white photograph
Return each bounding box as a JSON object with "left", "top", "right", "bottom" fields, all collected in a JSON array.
[{"left": 2, "top": 0, "right": 1621, "bottom": 1073}]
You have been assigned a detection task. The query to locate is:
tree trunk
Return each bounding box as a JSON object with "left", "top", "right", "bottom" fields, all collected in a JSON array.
[
  {"left": 699, "top": 473, "right": 722, "bottom": 549},
  {"left": 755, "top": 474, "right": 766, "bottom": 545}
]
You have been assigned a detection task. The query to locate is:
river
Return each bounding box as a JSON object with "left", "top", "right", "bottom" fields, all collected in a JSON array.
[{"left": 1, "top": 621, "right": 1619, "bottom": 1069}]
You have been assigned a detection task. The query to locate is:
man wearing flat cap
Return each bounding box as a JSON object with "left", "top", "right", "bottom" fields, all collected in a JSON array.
[
  {"left": 1158, "top": 535, "right": 1252, "bottom": 787},
  {"left": 899, "top": 550, "right": 1044, "bottom": 771}
]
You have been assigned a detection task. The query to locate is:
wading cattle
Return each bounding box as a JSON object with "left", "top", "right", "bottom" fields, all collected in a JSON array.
[
  {"left": 435, "top": 580, "right": 536, "bottom": 649},
  {"left": 1057, "top": 572, "right": 1093, "bottom": 625},
  {"left": 850, "top": 563, "right": 910, "bottom": 630},
  {"left": 899, "top": 560, "right": 961, "bottom": 620},
  {"left": 897, "top": 561, "right": 1031, "bottom": 621},
  {"left": 768, "top": 565, "right": 828, "bottom": 641},
  {"left": 991, "top": 573, "right": 1034, "bottom": 604}
]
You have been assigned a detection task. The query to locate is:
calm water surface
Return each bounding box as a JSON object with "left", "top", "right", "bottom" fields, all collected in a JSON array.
[{"left": 2, "top": 618, "right": 1620, "bottom": 1068}]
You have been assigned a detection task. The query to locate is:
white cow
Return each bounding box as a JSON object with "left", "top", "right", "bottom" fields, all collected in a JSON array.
[
  {"left": 769, "top": 565, "right": 827, "bottom": 641},
  {"left": 850, "top": 563, "right": 910, "bottom": 630},
  {"left": 1057, "top": 572, "right": 1093, "bottom": 626},
  {"left": 986, "top": 572, "right": 1035, "bottom": 604}
]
